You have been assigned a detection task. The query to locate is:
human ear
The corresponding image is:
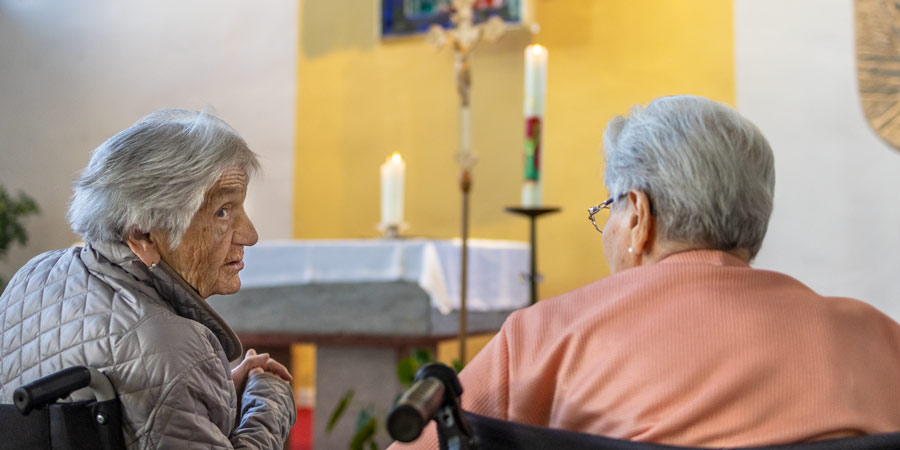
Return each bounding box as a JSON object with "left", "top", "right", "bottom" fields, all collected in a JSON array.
[
  {"left": 125, "top": 229, "right": 161, "bottom": 268},
  {"left": 627, "top": 190, "right": 654, "bottom": 257}
]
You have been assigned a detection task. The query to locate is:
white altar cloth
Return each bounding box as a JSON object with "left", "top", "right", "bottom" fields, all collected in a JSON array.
[{"left": 240, "top": 239, "right": 530, "bottom": 313}]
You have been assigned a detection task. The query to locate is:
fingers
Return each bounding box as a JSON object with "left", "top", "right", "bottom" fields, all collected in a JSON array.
[
  {"left": 232, "top": 349, "right": 269, "bottom": 378},
  {"left": 243, "top": 350, "right": 270, "bottom": 368},
  {"left": 241, "top": 348, "right": 293, "bottom": 382},
  {"left": 265, "top": 358, "right": 293, "bottom": 382}
]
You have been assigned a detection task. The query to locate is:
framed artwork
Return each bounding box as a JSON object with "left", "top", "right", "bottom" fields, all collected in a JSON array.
[
  {"left": 855, "top": 0, "right": 900, "bottom": 152},
  {"left": 381, "top": 0, "right": 524, "bottom": 37}
]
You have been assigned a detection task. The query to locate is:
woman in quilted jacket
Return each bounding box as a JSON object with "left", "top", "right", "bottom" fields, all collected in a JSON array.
[{"left": 0, "top": 109, "right": 296, "bottom": 449}]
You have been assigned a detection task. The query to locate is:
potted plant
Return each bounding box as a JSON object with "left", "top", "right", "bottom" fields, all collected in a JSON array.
[
  {"left": 0, "top": 185, "right": 39, "bottom": 289},
  {"left": 326, "top": 348, "right": 463, "bottom": 450}
]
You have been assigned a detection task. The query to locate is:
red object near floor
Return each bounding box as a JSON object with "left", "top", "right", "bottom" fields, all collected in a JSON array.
[{"left": 290, "top": 407, "right": 314, "bottom": 450}]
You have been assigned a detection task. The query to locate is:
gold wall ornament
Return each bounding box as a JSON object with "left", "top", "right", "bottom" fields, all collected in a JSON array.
[{"left": 856, "top": 0, "right": 900, "bottom": 151}]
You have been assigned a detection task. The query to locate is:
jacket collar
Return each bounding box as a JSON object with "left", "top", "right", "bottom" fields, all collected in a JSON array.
[{"left": 86, "top": 240, "right": 244, "bottom": 362}]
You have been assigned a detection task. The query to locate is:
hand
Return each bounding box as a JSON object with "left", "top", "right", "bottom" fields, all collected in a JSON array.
[
  {"left": 233, "top": 348, "right": 293, "bottom": 384},
  {"left": 232, "top": 349, "right": 271, "bottom": 394},
  {"left": 250, "top": 356, "right": 293, "bottom": 383}
]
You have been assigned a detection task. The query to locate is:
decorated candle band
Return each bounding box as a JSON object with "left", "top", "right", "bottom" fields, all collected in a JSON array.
[{"left": 524, "top": 116, "right": 542, "bottom": 181}]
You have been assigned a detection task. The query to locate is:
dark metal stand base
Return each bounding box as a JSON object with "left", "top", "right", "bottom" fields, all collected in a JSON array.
[{"left": 504, "top": 206, "right": 561, "bottom": 305}]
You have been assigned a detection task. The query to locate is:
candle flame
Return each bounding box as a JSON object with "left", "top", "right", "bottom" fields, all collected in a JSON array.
[
  {"left": 529, "top": 44, "right": 546, "bottom": 55},
  {"left": 390, "top": 152, "right": 402, "bottom": 163}
]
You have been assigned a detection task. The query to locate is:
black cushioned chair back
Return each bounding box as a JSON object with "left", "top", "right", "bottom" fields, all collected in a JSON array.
[
  {"left": 0, "top": 402, "right": 51, "bottom": 449},
  {"left": 464, "top": 412, "right": 900, "bottom": 450},
  {"left": 0, "top": 399, "right": 125, "bottom": 450}
]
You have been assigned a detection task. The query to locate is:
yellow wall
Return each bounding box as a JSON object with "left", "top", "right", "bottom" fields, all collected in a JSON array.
[{"left": 294, "top": 0, "right": 734, "bottom": 300}]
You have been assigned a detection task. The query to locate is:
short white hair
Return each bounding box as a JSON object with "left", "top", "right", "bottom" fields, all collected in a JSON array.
[
  {"left": 603, "top": 95, "right": 775, "bottom": 257},
  {"left": 68, "top": 109, "right": 260, "bottom": 248}
]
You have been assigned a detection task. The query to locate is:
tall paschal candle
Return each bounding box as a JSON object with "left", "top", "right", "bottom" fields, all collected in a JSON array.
[{"left": 523, "top": 44, "right": 547, "bottom": 207}]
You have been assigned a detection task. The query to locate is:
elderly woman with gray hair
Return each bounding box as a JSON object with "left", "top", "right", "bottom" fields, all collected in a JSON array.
[
  {"left": 0, "top": 110, "right": 296, "bottom": 449},
  {"left": 393, "top": 95, "right": 900, "bottom": 449}
]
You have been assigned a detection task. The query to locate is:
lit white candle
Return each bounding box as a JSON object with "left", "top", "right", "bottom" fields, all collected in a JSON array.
[
  {"left": 522, "top": 44, "right": 547, "bottom": 207},
  {"left": 524, "top": 44, "right": 547, "bottom": 118},
  {"left": 380, "top": 152, "right": 405, "bottom": 226}
]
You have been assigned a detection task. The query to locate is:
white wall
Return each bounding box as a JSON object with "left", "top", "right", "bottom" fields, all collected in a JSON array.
[
  {"left": 736, "top": 0, "right": 900, "bottom": 319},
  {"left": 0, "top": 0, "right": 297, "bottom": 280}
]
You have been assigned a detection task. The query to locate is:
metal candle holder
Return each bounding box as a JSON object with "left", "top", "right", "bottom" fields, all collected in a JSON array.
[
  {"left": 505, "top": 206, "right": 560, "bottom": 305},
  {"left": 377, "top": 222, "right": 408, "bottom": 239}
]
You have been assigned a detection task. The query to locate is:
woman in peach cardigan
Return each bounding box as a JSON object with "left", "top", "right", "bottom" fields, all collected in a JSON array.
[{"left": 392, "top": 95, "right": 900, "bottom": 449}]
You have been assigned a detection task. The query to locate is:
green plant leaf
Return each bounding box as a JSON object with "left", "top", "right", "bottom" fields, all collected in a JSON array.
[
  {"left": 368, "top": 441, "right": 378, "bottom": 450},
  {"left": 396, "top": 356, "right": 418, "bottom": 387},
  {"left": 355, "top": 405, "right": 374, "bottom": 432},
  {"left": 398, "top": 348, "right": 437, "bottom": 387},
  {"left": 349, "top": 415, "right": 377, "bottom": 450},
  {"left": 326, "top": 389, "right": 354, "bottom": 435},
  {"left": 0, "top": 185, "right": 39, "bottom": 260},
  {"left": 452, "top": 358, "right": 464, "bottom": 373},
  {"left": 412, "top": 348, "right": 433, "bottom": 365}
]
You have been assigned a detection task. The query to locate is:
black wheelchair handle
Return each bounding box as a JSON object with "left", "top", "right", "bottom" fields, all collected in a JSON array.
[
  {"left": 388, "top": 362, "right": 472, "bottom": 445},
  {"left": 13, "top": 366, "right": 92, "bottom": 415},
  {"left": 414, "top": 363, "right": 463, "bottom": 398},
  {"left": 388, "top": 377, "right": 446, "bottom": 442}
]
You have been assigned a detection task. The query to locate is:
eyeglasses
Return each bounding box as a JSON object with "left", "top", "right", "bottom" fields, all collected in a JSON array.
[{"left": 588, "top": 196, "right": 615, "bottom": 233}]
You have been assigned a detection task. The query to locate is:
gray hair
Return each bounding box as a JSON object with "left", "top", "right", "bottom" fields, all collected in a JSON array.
[
  {"left": 68, "top": 109, "right": 260, "bottom": 249},
  {"left": 603, "top": 95, "right": 775, "bottom": 257}
]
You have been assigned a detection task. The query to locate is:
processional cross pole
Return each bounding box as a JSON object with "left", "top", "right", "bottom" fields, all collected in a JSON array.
[{"left": 427, "top": 0, "right": 506, "bottom": 364}]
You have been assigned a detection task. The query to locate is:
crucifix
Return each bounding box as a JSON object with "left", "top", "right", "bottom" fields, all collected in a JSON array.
[{"left": 427, "top": 0, "right": 507, "bottom": 364}]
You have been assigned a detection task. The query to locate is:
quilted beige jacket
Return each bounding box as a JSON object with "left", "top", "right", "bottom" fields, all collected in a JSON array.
[{"left": 0, "top": 241, "right": 296, "bottom": 449}]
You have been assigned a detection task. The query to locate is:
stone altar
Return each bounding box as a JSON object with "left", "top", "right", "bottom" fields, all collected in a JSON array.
[{"left": 208, "top": 239, "right": 529, "bottom": 449}]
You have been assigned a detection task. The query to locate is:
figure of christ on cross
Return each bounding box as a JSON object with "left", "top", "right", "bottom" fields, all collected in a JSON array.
[{"left": 426, "top": 0, "right": 507, "bottom": 363}]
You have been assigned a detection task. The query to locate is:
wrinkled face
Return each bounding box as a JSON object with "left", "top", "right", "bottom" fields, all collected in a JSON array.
[{"left": 154, "top": 167, "right": 258, "bottom": 298}]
